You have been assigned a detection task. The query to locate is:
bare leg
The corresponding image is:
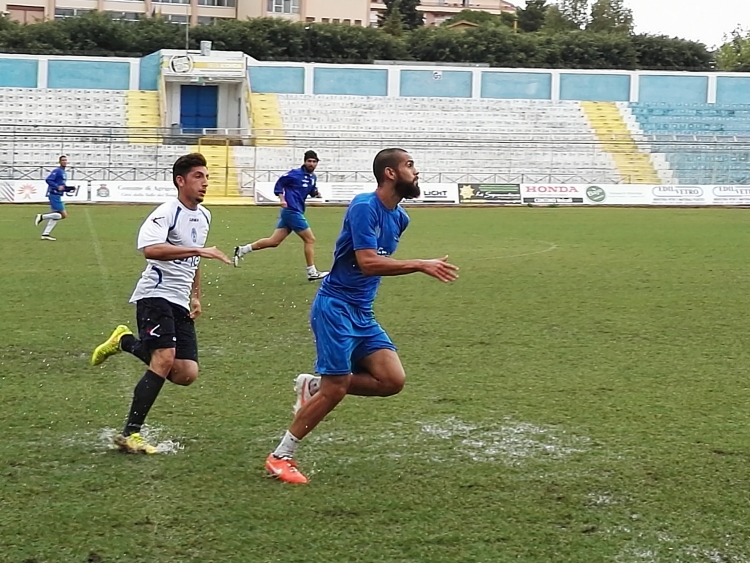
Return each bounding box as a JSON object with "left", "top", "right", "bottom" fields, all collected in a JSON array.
[
  {"left": 250, "top": 228, "right": 290, "bottom": 251},
  {"left": 297, "top": 228, "right": 316, "bottom": 268},
  {"left": 288, "top": 350, "right": 406, "bottom": 439},
  {"left": 347, "top": 349, "right": 406, "bottom": 397},
  {"left": 289, "top": 375, "right": 350, "bottom": 440}
]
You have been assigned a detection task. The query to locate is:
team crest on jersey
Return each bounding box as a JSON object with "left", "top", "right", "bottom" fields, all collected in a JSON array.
[{"left": 191, "top": 227, "right": 197, "bottom": 243}]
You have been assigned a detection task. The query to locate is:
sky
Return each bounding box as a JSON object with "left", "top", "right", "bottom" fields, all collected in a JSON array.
[{"left": 520, "top": 0, "right": 748, "bottom": 49}]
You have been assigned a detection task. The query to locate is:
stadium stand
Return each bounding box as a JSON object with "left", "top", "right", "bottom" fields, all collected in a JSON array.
[
  {"left": 630, "top": 102, "right": 750, "bottom": 185},
  {"left": 261, "top": 94, "right": 632, "bottom": 184},
  {"left": 3, "top": 86, "right": 750, "bottom": 189}
]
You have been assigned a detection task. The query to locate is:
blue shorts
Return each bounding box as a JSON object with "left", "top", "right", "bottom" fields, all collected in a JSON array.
[
  {"left": 277, "top": 209, "right": 310, "bottom": 233},
  {"left": 310, "top": 294, "right": 396, "bottom": 376},
  {"left": 49, "top": 195, "right": 65, "bottom": 212}
]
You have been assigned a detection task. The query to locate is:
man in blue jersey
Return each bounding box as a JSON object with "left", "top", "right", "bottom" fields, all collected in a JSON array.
[
  {"left": 34, "top": 155, "right": 74, "bottom": 241},
  {"left": 233, "top": 150, "right": 329, "bottom": 281},
  {"left": 265, "top": 148, "right": 459, "bottom": 484}
]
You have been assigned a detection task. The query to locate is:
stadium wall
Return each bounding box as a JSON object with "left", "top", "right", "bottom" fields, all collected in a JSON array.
[{"left": 1, "top": 52, "right": 750, "bottom": 104}]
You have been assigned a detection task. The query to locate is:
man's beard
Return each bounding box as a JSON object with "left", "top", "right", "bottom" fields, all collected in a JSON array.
[{"left": 395, "top": 178, "right": 420, "bottom": 199}]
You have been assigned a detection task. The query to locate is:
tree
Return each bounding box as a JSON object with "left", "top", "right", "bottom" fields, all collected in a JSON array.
[
  {"left": 632, "top": 34, "right": 712, "bottom": 70},
  {"left": 542, "top": 5, "right": 578, "bottom": 33},
  {"left": 381, "top": 0, "right": 405, "bottom": 37},
  {"left": 717, "top": 28, "right": 750, "bottom": 72},
  {"left": 379, "top": 0, "right": 423, "bottom": 31},
  {"left": 442, "top": 9, "right": 506, "bottom": 28},
  {"left": 587, "top": 0, "right": 633, "bottom": 34},
  {"left": 517, "top": 0, "right": 549, "bottom": 33},
  {"left": 559, "top": 0, "right": 589, "bottom": 29}
]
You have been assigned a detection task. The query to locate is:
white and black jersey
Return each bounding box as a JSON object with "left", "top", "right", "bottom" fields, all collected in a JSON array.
[{"left": 129, "top": 199, "right": 211, "bottom": 311}]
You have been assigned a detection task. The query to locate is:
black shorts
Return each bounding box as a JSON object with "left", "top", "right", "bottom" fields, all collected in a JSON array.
[{"left": 135, "top": 297, "right": 198, "bottom": 362}]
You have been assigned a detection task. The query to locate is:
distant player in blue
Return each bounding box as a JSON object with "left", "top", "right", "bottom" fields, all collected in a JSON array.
[
  {"left": 233, "top": 150, "right": 329, "bottom": 281},
  {"left": 34, "top": 155, "right": 74, "bottom": 241},
  {"left": 265, "top": 148, "right": 459, "bottom": 484}
]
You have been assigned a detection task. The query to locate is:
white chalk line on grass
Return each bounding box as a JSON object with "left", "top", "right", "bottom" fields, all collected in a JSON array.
[
  {"left": 493, "top": 239, "right": 559, "bottom": 260},
  {"left": 84, "top": 208, "right": 183, "bottom": 454}
]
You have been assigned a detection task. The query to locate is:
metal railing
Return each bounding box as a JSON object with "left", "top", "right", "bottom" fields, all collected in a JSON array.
[{"left": 3, "top": 125, "right": 750, "bottom": 193}]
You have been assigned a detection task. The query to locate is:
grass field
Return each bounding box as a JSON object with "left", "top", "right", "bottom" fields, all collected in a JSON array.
[{"left": 2, "top": 203, "right": 750, "bottom": 563}]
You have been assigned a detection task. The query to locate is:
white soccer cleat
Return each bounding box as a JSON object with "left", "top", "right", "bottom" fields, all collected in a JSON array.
[
  {"left": 41, "top": 235, "right": 56, "bottom": 241},
  {"left": 293, "top": 373, "right": 320, "bottom": 414},
  {"left": 307, "top": 270, "right": 329, "bottom": 281},
  {"left": 233, "top": 246, "right": 242, "bottom": 267},
  {"left": 34, "top": 214, "right": 42, "bottom": 226}
]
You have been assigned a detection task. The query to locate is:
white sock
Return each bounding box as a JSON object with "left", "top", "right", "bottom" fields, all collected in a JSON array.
[
  {"left": 42, "top": 219, "right": 58, "bottom": 235},
  {"left": 241, "top": 244, "right": 253, "bottom": 255},
  {"left": 273, "top": 430, "right": 301, "bottom": 459},
  {"left": 306, "top": 265, "right": 317, "bottom": 276},
  {"left": 42, "top": 212, "right": 62, "bottom": 221}
]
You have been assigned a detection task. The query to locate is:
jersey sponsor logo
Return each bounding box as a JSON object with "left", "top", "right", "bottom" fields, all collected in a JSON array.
[
  {"left": 189, "top": 217, "right": 200, "bottom": 222},
  {"left": 173, "top": 255, "right": 201, "bottom": 267}
]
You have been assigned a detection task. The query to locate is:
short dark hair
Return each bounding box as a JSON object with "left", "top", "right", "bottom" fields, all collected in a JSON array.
[
  {"left": 373, "top": 148, "right": 408, "bottom": 184},
  {"left": 173, "top": 153, "right": 207, "bottom": 189},
  {"left": 59, "top": 155, "right": 67, "bottom": 162},
  {"left": 304, "top": 150, "right": 319, "bottom": 162}
]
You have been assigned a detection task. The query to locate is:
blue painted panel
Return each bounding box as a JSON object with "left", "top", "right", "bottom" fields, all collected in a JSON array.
[
  {"left": 249, "top": 66, "right": 304, "bottom": 94},
  {"left": 481, "top": 72, "right": 551, "bottom": 100},
  {"left": 48, "top": 60, "right": 131, "bottom": 90},
  {"left": 180, "top": 85, "right": 218, "bottom": 132},
  {"left": 400, "top": 70, "right": 472, "bottom": 98},
  {"left": 0, "top": 59, "right": 38, "bottom": 88},
  {"left": 639, "top": 75, "right": 708, "bottom": 104},
  {"left": 716, "top": 77, "right": 750, "bottom": 105},
  {"left": 560, "top": 73, "right": 630, "bottom": 102},
  {"left": 139, "top": 52, "right": 161, "bottom": 91},
  {"left": 314, "top": 68, "right": 387, "bottom": 96}
]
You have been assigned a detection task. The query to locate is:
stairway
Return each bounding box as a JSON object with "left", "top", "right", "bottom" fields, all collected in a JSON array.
[
  {"left": 192, "top": 143, "right": 241, "bottom": 201},
  {"left": 581, "top": 101, "right": 661, "bottom": 184},
  {"left": 126, "top": 91, "right": 161, "bottom": 144},
  {"left": 249, "top": 93, "right": 286, "bottom": 146}
]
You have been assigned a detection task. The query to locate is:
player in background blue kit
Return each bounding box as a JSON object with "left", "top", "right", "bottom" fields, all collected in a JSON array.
[
  {"left": 265, "top": 148, "right": 459, "bottom": 484},
  {"left": 34, "top": 155, "right": 74, "bottom": 241},
  {"left": 233, "top": 150, "right": 329, "bottom": 281}
]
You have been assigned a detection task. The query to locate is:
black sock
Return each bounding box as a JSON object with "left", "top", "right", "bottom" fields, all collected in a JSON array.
[
  {"left": 123, "top": 370, "right": 166, "bottom": 437},
  {"left": 120, "top": 334, "right": 151, "bottom": 365}
]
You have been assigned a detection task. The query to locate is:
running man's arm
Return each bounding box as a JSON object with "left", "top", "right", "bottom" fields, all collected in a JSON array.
[
  {"left": 355, "top": 250, "right": 458, "bottom": 282},
  {"left": 350, "top": 202, "right": 458, "bottom": 282},
  {"left": 190, "top": 266, "right": 202, "bottom": 319},
  {"left": 274, "top": 174, "right": 291, "bottom": 207},
  {"left": 45, "top": 169, "right": 65, "bottom": 194},
  {"left": 137, "top": 210, "right": 231, "bottom": 263}
]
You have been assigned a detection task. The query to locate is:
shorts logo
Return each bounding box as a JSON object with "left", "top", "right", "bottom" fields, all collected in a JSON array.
[
  {"left": 148, "top": 324, "right": 161, "bottom": 338},
  {"left": 191, "top": 228, "right": 197, "bottom": 243}
]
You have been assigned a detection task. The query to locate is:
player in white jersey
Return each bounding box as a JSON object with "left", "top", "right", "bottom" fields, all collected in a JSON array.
[{"left": 90, "top": 153, "right": 232, "bottom": 454}]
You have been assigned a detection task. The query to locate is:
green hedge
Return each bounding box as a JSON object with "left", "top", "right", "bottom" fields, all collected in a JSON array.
[{"left": 0, "top": 12, "right": 713, "bottom": 70}]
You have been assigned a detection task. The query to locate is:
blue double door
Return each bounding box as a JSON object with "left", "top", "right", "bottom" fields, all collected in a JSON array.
[{"left": 180, "top": 85, "right": 218, "bottom": 133}]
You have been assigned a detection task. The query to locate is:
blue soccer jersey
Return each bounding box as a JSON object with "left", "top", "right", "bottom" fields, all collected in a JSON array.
[
  {"left": 273, "top": 167, "right": 318, "bottom": 214},
  {"left": 45, "top": 167, "right": 67, "bottom": 197},
  {"left": 318, "top": 191, "right": 410, "bottom": 309}
]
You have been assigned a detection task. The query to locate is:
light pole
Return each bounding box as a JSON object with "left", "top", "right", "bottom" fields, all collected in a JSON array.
[{"left": 185, "top": 2, "right": 190, "bottom": 51}]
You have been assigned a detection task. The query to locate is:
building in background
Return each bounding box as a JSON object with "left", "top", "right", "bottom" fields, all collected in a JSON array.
[
  {"left": 1, "top": 0, "right": 369, "bottom": 26},
  {"left": 370, "top": 0, "right": 517, "bottom": 27},
  {"left": 1, "top": 0, "right": 512, "bottom": 27}
]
